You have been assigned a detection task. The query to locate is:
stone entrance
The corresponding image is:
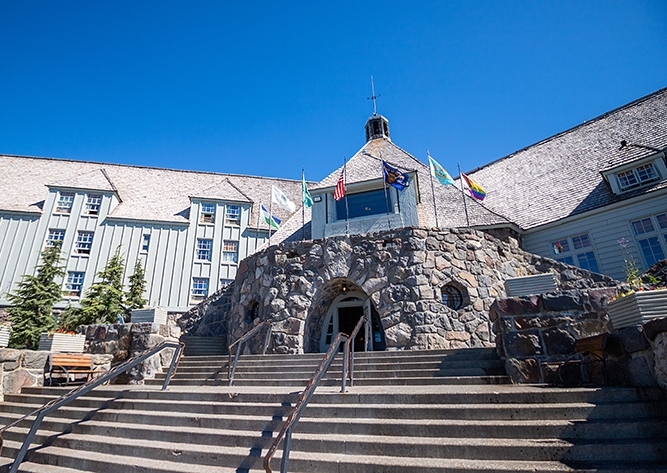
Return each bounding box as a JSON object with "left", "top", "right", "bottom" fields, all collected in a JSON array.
[{"left": 318, "top": 290, "right": 387, "bottom": 352}]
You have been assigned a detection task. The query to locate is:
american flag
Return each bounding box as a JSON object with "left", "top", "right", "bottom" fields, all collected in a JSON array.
[{"left": 333, "top": 170, "right": 345, "bottom": 201}]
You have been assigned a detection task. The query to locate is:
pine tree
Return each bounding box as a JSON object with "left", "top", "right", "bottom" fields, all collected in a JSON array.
[
  {"left": 60, "top": 248, "right": 125, "bottom": 330},
  {"left": 124, "top": 259, "right": 147, "bottom": 320},
  {"left": 7, "top": 242, "right": 65, "bottom": 350}
]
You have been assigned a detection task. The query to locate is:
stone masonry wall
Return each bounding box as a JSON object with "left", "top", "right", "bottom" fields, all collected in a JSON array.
[
  {"left": 80, "top": 320, "right": 181, "bottom": 384},
  {"left": 494, "top": 288, "right": 667, "bottom": 388},
  {"left": 217, "top": 227, "right": 618, "bottom": 354}
]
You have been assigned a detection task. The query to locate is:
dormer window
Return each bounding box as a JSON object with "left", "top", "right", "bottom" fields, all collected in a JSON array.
[
  {"left": 602, "top": 150, "right": 666, "bottom": 195},
  {"left": 85, "top": 194, "right": 102, "bottom": 215},
  {"left": 200, "top": 203, "right": 215, "bottom": 224},
  {"left": 617, "top": 163, "right": 659, "bottom": 191},
  {"left": 56, "top": 192, "right": 75, "bottom": 214}
]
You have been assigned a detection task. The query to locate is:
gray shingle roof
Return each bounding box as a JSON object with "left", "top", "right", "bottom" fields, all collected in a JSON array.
[
  {"left": 291, "top": 136, "right": 513, "bottom": 237},
  {"left": 0, "top": 155, "right": 302, "bottom": 225},
  {"left": 466, "top": 87, "right": 667, "bottom": 230}
]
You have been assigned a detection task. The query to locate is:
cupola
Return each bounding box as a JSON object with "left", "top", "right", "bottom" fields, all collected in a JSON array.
[{"left": 365, "top": 114, "right": 391, "bottom": 142}]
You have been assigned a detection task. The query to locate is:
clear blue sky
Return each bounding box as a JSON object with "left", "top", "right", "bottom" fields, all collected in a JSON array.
[{"left": 1, "top": 1, "right": 666, "bottom": 182}]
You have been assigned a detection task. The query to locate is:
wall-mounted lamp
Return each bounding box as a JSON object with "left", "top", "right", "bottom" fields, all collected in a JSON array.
[{"left": 341, "top": 284, "right": 348, "bottom": 293}]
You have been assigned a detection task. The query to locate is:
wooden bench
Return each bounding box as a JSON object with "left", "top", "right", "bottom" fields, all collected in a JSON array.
[
  {"left": 45, "top": 354, "right": 106, "bottom": 386},
  {"left": 557, "top": 333, "right": 609, "bottom": 386}
]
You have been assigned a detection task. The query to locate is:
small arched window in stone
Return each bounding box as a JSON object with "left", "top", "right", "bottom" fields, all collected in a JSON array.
[
  {"left": 245, "top": 301, "right": 260, "bottom": 324},
  {"left": 441, "top": 284, "right": 464, "bottom": 310}
]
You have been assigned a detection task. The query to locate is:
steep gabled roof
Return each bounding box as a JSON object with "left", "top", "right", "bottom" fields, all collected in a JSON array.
[
  {"left": 190, "top": 177, "right": 253, "bottom": 203},
  {"left": 49, "top": 168, "right": 117, "bottom": 194},
  {"left": 0, "top": 155, "right": 301, "bottom": 224},
  {"left": 467, "top": 87, "right": 667, "bottom": 230}
]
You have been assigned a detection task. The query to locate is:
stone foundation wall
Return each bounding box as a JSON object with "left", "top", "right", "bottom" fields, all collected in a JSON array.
[
  {"left": 215, "top": 227, "right": 618, "bottom": 354},
  {"left": 80, "top": 321, "right": 181, "bottom": 384},
  {"left": 493, "top": 288, "right": 667, "bottom": 388}
]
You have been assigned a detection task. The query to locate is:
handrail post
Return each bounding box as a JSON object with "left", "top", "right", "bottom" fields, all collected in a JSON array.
[
  {"left": 263, "top": 324, "right": 272, "bottom": 355},
  {"left": 161, "top": 342, "right": 184, "bottom": 390},
  {"left": 280, "top": 427, "right": 293, "bottom": 473},
  {"left": 229, "top": 342, "right": 243, "bottom": 386},
  {"left": 9, "top": 411, "right": 46, "bottom": 473},
  {"left": 341, "top": 340, "right": 349, "bottom": 393}
]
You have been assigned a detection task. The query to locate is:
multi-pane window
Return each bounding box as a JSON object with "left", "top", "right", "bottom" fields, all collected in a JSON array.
[
  {"left": 616, "top": 163, "right": 660, "bottom": 191},
  {"left": 225, "top": 205, "right": 241, "bottom": 225},
  {"left": 192, "top": 278, "right": 209, "bottom": 297},
  {"left": 64, "top": 271, "right": 85, "bottom": 297},
  {"left": 222, "top": 240, "right": 239, "bottom": 263},
  {"left": 75, "top": 231, "right": 94, "bottom": 254},
  {"left": 551, "top": 232, "right": 600, "bottom": 273},
  {"left": 335, "top": 188, "right": 388, "bottom": 220},
  {"left": 85, "top": 194, "right": 102, "bottom": 215},
  {"left": 631, "top": 213, "right": 667, "bottom": 268},
  {"left": 200, "top": 203, "right": 216, "bottom": 224},
  {"left": 196, "top": 239, "right": 213, "bottom": 261},
  {"left": 56, "top": 192, "right": 75, "bottom": 213},
  {"left": 47, "top": 229, "right": 66, "bottom": 247},
  {"left": 141, "top": 234, "right": 151, "bottom": 252}
]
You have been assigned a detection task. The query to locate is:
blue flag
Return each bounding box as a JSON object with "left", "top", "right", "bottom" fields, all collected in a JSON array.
[{"left": 382, "top": 160, "right": 410, "bottom": 191}]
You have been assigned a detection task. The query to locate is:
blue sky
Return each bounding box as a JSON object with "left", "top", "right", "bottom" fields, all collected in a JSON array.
[{"left": 1, "top": 1, "right": 666, "bottom": 182}]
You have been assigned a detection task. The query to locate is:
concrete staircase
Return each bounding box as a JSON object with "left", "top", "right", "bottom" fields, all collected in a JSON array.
[{"left": 0, "top": 347, "right": 666, "bottom": 472}]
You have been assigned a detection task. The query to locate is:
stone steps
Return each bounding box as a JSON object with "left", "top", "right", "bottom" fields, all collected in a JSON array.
[{"left": 1, "top": 348, "right": 666, "bottom": 472}]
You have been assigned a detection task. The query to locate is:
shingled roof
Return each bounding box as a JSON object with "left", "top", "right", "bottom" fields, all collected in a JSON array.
[
  {"left": 0, "top": 155, "right": 302, "bottom": 226},
  {"left": 466, "top": 87, "right": 667, "bottom": 230}
]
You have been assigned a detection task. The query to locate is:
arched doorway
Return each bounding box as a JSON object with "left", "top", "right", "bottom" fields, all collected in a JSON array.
[{"left": 319, "top": 291, "right": 386, "bottom": 353}]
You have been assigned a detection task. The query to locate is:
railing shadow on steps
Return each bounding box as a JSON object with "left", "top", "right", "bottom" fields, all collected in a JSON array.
[
  {"left": 263, "top": 314, "right": 369, "bottom": 473},
  {"left": 0, "top": 341, "right": 184, "bottom": 473}
]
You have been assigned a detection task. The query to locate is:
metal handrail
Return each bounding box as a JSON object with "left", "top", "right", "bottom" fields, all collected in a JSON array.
[
  {"left": 228, "top": 320, "right": 272, "bottom": 386},
  {"left": 263, "top": 331, "right": 350, "bottom": 473},
  {"left": 345, "top": 314, "right": 371, "bottom": 387},
  {"left": 1, "top": 341, "right": 184, "bottom": 473}
]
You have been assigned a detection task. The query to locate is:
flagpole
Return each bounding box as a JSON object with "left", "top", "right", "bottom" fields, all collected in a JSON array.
[
  {"left": 301, "top": 168, "right": 306, "bottom": 242},
  {"left": 427, "top": 151, "right": 440, "bottom": 228},
  {"left": 458, "top": 163, "right": 470, "bottom": 227},
  {"left": 269, "top": 198, "right": 273, "bottom": 246},
  {"left": 381, "top": 156, "right": 392, "bottom": 231},
  {"left": 343, "top": 157, "right": 350, "bottom": 236},
  {"left": 256, "top": 201, "right": 262, "bottom": 252}
]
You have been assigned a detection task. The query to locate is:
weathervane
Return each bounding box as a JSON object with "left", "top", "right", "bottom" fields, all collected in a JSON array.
[{"left": 367, "top": 75, "right": 380, "bottom": 116}]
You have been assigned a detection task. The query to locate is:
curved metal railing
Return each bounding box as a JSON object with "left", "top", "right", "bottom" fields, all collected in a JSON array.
[
  {"left": 228, "top": 320, "right": 272, "bottom": 386},
  {"left": 0, "top": 341, "right": 184, "bottom": 473},
  {"left": 263, "top": 314, "right": 370, "bottom": 472}
]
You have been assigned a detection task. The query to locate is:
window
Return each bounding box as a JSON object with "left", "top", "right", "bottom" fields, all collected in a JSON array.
[
  {"left": 85, "top": 194, "right": 102, "bottom": 215},
  {"left": 220, "top": 278, "right": 233, "bottom": 288},
  {"left": 56, "top": 192, "right": 75, "bottom": 213},
  {"left": 223, "top": 240, "right": 239, "bottom": 263},
  {"left": 64, "top": 271, "right": 85, "bottom": 297},
  {"left": 441, "top": 285, "right": 463, "bottom": 310},
  {"left": 192, "top": 278, "right": 209, "bottom": 297},
  {"left": 551, "top": 232, "right": 600, "bottom": 273},
  {"left": 196, "top": 239, "right": 212, "bottom": 261},
  {"left": 200, "top": 203, "right": 215, "bottom": 224},
  {"left": 616, "top": 162, "right": 660, "bottom": 191},
  {"left": 335, "top": 188, "right": 389, "bottom": 220},
  {"left": 141, "top": 234, "right": 151, "bottom": 252},
  {"left": 75, "top": 231, "right": 94, "bottom": 254},
  {"left": 631, "top": 213, "right": 667, "bottom": 268},
  {"left": 225, "top": 205, "right": 241, "bottom": 225},
  {"left": 47, "top": 229, "right": 66, "bottom": 247}
]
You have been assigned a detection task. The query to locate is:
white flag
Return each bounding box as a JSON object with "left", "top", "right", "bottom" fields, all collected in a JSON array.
[{"left": 271, "top": 185, "right": 296, "bottom": 212}]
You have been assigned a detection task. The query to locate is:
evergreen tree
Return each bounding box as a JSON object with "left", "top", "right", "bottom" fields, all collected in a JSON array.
[
  {"left": 7, "top": 243, "right": 65, "bottom": 350},
  {"left": 124, "top": 259, "right": 147, "bottom": 320},
  {"left": 60, "top": 248, "right": 125, "bottom": 330}
]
